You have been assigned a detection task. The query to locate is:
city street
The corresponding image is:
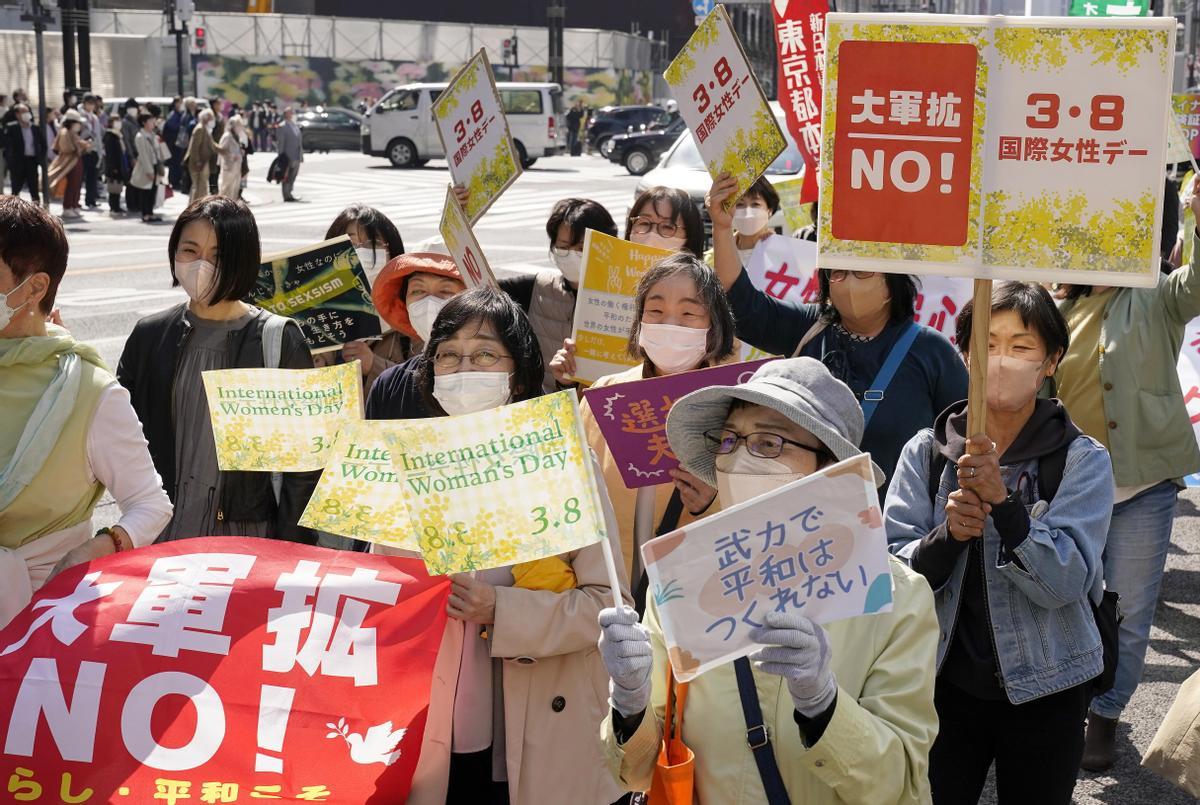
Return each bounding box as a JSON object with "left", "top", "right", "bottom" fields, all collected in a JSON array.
[
  {"left": 49, "top": 148, "right": 1200, "bottom": 805},
  {"left": 55, "top": 149, "right": 643, "bottom": 370}
]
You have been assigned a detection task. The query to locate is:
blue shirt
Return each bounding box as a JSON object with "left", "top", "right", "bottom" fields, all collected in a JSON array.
[{"left": 727, "top": 268, "right": 967, "bottom": 489}]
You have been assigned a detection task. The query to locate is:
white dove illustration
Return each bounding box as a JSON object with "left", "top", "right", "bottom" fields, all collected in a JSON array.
[{"left": 326, "top": 717, "right": 407, "bottom": 766}]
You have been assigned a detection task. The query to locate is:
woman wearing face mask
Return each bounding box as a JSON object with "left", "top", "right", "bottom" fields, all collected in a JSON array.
[
  {"left": 597, "top": 357, "right": 939, "bottom": 804},
  {"left": 1053, "top": 192, "right": 1200, "bottom": 771},
  {"left": 701, "top": 177, "right": 781, "bottom": 268},
  {"left": 102, "top": 116, "right": 128, "bottom": 215},
  {"left": 215, "top": 115, "right": 245, "bottom": 200},
  {"left": 317, "top": 205, "right": 406, "bottom": 390},
  {"left": 183, "top": 109, "right": 217, "bottom": 204},
  {"left": 364, "top": 252, "right": 468, "bottom": 420},
  {"left": 369, "top": 287, "right": 632, "bottom": 805},
  {"left": 493, "top": 198, "right": 618, "bottom": 393},
  {"left": 117, "top": 196, "right": 320, "bottom": 543},
  {"left": 575, "top": 255, "right": 735, "bottom": 592},
  {"left": 129, "top": 113, "right": 163, "bottom": 223},
  {"left": 625, "top": 185, "right": 705, "bottom": 255},
  {"left": 47, "top": 109, "right": 91, "bottom": 220},
  {"left": 707, "top": 172, "right": 967, "bottom": 491},
  {"left": 0, "top": 197, "right": 172, "bottom": 627},
  {"left": 886, "top": 282, "right": 1114, "bottom": 804}
]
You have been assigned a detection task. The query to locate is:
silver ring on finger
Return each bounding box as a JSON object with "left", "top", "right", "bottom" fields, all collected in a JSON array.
[{"left": 969, "top": 467, "right": 976, "bottom": 478}]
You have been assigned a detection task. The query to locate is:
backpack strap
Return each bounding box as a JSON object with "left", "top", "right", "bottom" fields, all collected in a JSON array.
[
  {"left": 261, "top": 313, "right": 291, "bottom": 505},
  {"left": 927, "top": 435, "right": 949, "bottom": 506},
  {"left": 1036, "top": 440, "right": 1071, "bottom": 503}
]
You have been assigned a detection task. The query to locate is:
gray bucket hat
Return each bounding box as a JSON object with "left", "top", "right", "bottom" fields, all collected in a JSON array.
[{"left": 665, "top": 356, "right": 886, "bottom": 488}]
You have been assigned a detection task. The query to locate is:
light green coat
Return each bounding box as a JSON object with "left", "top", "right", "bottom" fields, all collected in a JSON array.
[{"left": 601, "top": 557, "right": 938, "bottom": 804}]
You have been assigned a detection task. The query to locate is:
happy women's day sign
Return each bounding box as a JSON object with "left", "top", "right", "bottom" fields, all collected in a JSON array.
[{"left": 642, "top": 453, "right": 893, "bottom": 682}]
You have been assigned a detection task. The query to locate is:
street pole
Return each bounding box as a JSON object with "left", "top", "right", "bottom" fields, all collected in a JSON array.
[
  {"left": 76, "top": 0, "right": 92, "bottom": 92},
  {"left": 20, "top": 0, "right": 54, "bottom": 209},
  {"left": 165, "top": 0, "right": 188, "bottom": 96},
  {"left": 547, "top": 0, "right": 565, "bottom": 87},
  {"left": 60, "top": 0, "right": 77, "bottom": 99}
]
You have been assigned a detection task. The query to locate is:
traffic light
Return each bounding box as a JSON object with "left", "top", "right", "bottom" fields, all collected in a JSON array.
[
  {"left": 502, "top": 38, "right": 513, "bottom": 62},
  {"left": 193, "top": 26, "right": 206, "bottom": 51}
]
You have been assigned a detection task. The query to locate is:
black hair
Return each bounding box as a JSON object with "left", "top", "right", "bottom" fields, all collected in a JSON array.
[
  {"left": 0, "top": 196, "right": 68, "bottom": 313},
  {"left": 325, "top": 205, "right": 405, "bottom": 266},
  {"left": 417, "top": 286, "right": 544, "bottom": 414},
  {"left": 741, "top": 177, "right": 780, "bottom": 214},
  {"left": 817, "top": 271, "right": 919, "bottom": 323},
  {"left": 168, "top": 196, "right": 262, "bottom": 305},
  {"left": 955, "top": 281, "right": 1069, "bottom": 362},
  {"left": 136, "top": 112, "right": 155, "bottom": 128},
  {"left": 627, "top": 253, "right": 736, "bottom": 369},
  {"left": 625, "top": 186, "right": 705, "bottom": 257},
  {"left": 545, "top": 198, "right": 618, "bottom": 249},
  {"left": 1061, "top": 284, "right": 1093, "bottom": 300},
  {"left": 124, "top": 97, "right": 138, "bottom": 112}
]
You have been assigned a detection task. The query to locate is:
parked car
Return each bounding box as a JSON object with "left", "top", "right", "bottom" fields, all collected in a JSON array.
[
  {"left": 606, "top": 115, "right": 686, "bottom": 175},
  {"left": 586, "top": 105, "right": 671, "bottom": 155},
  {"left": 298, "top": 106, "right": 363, "bottom": 152},
  {"left": 361, "top": 82, "right": 565, "bottom": 168},
  {"left": 635, "top": 102, "right": 806, "bottom": 244}
]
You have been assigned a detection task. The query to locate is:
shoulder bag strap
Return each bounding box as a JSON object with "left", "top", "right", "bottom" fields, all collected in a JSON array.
[
  {"left": 790, "top": 317, "right": 829, "bottom": 358},
  {"left": 634, "top": 488, "right": 686, "bottom": 616},
  {"left": 261, "top": 314, "right": 290, "bottom": 504},
  {"left": 733, "top": 657, "right": 792, "bottom": 805},
  {"left": 860, "top": 321, "right": 920, "bottom": 429}
]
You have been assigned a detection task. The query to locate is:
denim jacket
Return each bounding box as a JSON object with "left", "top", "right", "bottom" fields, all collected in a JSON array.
[{"left": 884, "top": 427, "right": 1113, "bottom": 704}]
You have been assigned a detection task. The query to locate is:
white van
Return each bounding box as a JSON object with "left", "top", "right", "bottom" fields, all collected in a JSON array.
[{"left": 361, "top": 82, "right": 566, "bottom": 168}]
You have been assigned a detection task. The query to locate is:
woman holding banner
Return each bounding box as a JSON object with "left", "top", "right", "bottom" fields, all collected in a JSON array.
[
  {"left": 117, "top": 196, "right": 319, "bottom": 542},
  {"left": 885, "top": 282, "right": 1114, "bottom": 803},
  {"left": 706, "top": 172, "right": 967, "bottom": 490},
  {"left": 370, "top": 286, "right": 632, "bottom": 805},
  {"left": 0, "top": 196, "right": 172, "bottom": 627},
  {"left": 1055, "top": 197, "right": 1200, "bottom": 771},
  {"left": 568, "top": 254, "right": 737, "bottom": 599},
  {"left": 597, "top": 357, "right": 939, "bottom": 803}
]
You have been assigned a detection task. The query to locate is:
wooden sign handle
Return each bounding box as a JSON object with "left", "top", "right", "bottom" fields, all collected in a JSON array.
[{"left": 965, "top": 279, "right": 992, "bottom": 439}]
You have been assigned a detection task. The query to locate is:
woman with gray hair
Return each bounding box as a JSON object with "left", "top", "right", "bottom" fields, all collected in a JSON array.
[
  {"left": 573, "top": 253, "right": 737, "bottom": 597},
  {"left": 183, "top": 108, "right": 216, "bottom": 203},
  {"left": 216, "top": 115, "right": 245, "bottom": 200},
  {"left": 597, "top": 357, "right": 939, "bottom": 803}
]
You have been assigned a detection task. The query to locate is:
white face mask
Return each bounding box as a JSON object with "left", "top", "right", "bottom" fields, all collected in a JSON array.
[
  {"left": 175, "top": 259, "right": 217, "bottom": 303},
  {"left": 986, "top": 354, "right": 1048, "bottom": 412},
  {"left": 551, "top": 248, "right": 583, "bottom": 285},
  {"left": 714, "top": 447, "right": 807, "bottom": 508},
  {"left": 407, "top": 295, "right": 449, "bottom": 343},
  {"left": 205, "top": 122, "right": 216, "bottom": 133},
  {"left": 733, "top": 207, "right": 770, "bottom": 237},
  {"left": 632, "top": 231, "right": 686, "bottom": 252},
  {"left": 0, "top": 276, "right": 31, "bottom": 331},
  {"left": 18, "top": 112, "right": 31, "bottom": 125},
  {"left": 355, "top": 247, "right": 386, "bottom": 288},
  {"left": 433, "top": 371, "right": 512, "bottom": 416},
  {"left": 637, "top": 321, "right": 709, "bottom": 375}
]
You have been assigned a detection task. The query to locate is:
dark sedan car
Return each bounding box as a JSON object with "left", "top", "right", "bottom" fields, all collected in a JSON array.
[
  {"left": 585, "top": 104, "right": 671, "bottom": 154},
  {"left": 606, "top": 116, "right": 687, "bottom": 175},
  {"left": 298, "top": 107, "right": 363, "bottom": 152}
]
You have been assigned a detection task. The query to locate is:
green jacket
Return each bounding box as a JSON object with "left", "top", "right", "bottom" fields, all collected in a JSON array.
[
  {"left": 1056, "top": 237, "right": 1200, "bottom": 487},
  {"left": 601, "top": 557, "right": 938, "bottom": 804}
]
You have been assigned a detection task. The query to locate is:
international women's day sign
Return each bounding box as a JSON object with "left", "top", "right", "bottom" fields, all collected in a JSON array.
[
  {"left": 641, "top": 453, "right": 893, "bottom": 682},
  {"left": 380, "top": 391, "right": 609, "bottom": 575},
  {"left": 201, "top": 362, "right": 362, "bottom": 472}
]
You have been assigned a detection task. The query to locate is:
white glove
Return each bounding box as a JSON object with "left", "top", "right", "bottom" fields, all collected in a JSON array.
[
  {"left": 598, "top": 606, "right": 653, "bottom": 718},
  {"left": 749, "top": 610, "right": 837, "bottom": 717}
]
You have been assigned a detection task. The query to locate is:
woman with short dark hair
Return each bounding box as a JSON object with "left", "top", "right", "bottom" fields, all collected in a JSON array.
[
  {"left": 0, "top": 196, "right": 171, "bottom": 625},
  {"left": 117, "top": 196, "right": 319, "bottom": 542},
  {"left": 624, "top": 185, "right": 705, "bottom": 256},
  {"left": 886, "top": 280, "right": 1114, "bottom": 804},
  {"left": 707, "top": 173, "right": 966, "bottom": 491}
]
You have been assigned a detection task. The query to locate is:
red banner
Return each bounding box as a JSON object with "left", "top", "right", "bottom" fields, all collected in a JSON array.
[
  {"left": 0, "top": 538, "right": 449, "bottom": 804},
  {"left": 771, "top": 0, "right": 829, "bottom": 204}
]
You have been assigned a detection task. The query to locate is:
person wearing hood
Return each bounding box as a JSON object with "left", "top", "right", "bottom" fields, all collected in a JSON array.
[
  {"left": 47, "top": 108, "right": 91, "bottom": 219},
  {"left": 574, "top": 254, "right": 736, "bottom": 598},
  {"left": 0, "top": 197, "right": 172, "bottom": 626},
  {"left": 364, "top": 252, "right": 468, "bottom": 420},
  {"left": 319, "top": 205, "right": 407, "bottom": 391},
  {"left": 597, "top": 357, "right": 939, "bottom": 804},
  {"left": 117, "top": 196, "right": 319, "bottom": 542},
  {"left": 370, "top": 286, "right": 632, "bottom": 805},
  {"left": 707, "top": 172, "right": 966, "bottom": 492},
  {"left": 885, "top": 281, "right": 1114, "bottom": 804}
]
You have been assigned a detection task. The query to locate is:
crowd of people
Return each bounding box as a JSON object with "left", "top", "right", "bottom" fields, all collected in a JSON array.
[
  {"left": 2, "top": 89, "right": 1200, "bottom": 801},
  {"left": 0, "top": 90, "right": 304, "bottom": 221}
]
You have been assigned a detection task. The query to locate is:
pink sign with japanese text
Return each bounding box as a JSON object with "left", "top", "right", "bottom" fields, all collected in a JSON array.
[
  {"left": 582, "top": 359, "right": 773, "bottom": 489},
  {"left": 0, "top": 538, "right": 449, "bottom": 804}
]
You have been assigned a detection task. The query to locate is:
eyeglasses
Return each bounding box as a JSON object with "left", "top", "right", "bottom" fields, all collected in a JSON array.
[
  {"left": 432, "top": 349, "right": 512, "bottom": 369},
  {"left": 703, "top": 428, "right": 833, "bottom": 461},
  {"left": 826, "top": 270, "right": 876, "bottom": 283},
  {"left": 629, "top": 217, "right": 681, "bottom": 238}
]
